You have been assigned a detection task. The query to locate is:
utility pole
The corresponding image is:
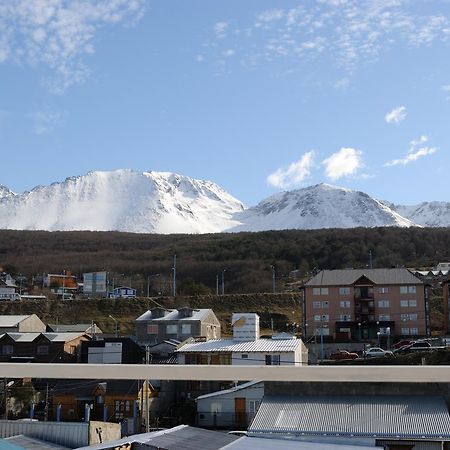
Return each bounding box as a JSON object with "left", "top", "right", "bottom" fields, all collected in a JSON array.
[
  {"left": 145, "top": 345, "right": 150, "bottom": 432},
  {"left": 271, "top": 265, "right": 276, "bottom": 294},
  {"left": 147, "top": 276, "right": 150, "bottom": 298},
  {"left": 216, "top": 274, "right": 219, "bottom": 295},
  {"left": 369, "top": 250, "right": 373, "bottom": 269},
  {"left": 3, "top": 378, "right": 8, "bottom": 420},
  {"left": 172, "top": 255, "right": 177, "bottom": 297},
  {"left": 221, "top": 269, "right": 226, "bottom": 295}
]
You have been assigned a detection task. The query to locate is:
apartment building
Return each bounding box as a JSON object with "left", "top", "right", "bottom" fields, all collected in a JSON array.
[{"left": 304, "top": 268, "right": 426, "bottom": 341}]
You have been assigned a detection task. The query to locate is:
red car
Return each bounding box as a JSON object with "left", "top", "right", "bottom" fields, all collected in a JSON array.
[{"left": 329, "top": 350, "right": 359, "bottom": 360}]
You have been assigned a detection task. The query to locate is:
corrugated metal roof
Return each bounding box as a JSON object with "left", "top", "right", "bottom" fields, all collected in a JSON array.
[
  {"left": 0, "top": 315, "right": 32, "bottom": 327},
  {"left": 224, "top": 436, "right": 377, "bottom": 450},
  {"left": 176, "top": 338, "right": 303, "bottom": 353},
  {"left": 0, "top": 332, "right": 87, "bottom": 343},
  {"left": 196, "top": 381, "right": 263, "bottom": 401},
  {"left": 248, "top": 395, "right": 450, "bottom": 438},
  {"left": 306, "top": 269, "right": 423, "bottom": 286},
  {"left": 75, "top": 425, "right": 239, "bottom": 450},
  {"left": 5, "top": 435, "right": 71, "bottom": 450},
  {"left": 136, "top": 309, "right": 213, "bottom": 322}
]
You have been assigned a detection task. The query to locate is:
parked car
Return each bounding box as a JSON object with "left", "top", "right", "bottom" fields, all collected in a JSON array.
[
  {"left": 329, "top": 350, "right": 359, "bottom": 361},
  {"left": 364, "top": 347, "right": 394, "bottom": 357}
]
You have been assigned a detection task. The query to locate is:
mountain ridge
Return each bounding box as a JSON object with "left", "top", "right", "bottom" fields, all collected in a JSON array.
[{"left": 0, "top": 170, "right": 449, "bottom": 232}]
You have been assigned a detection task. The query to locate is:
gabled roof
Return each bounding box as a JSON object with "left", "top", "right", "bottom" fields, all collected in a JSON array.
[
  {"left": 196, "top": 381, "right": 263, "bottom": 401},
  {"left": 306, "top": 268, "right": 422, "bottom": 286},
  {"left": 0, "top": 315, "right": 34, "bottom": 327},
  {"left": 0, "top": 332, "right": 89, "bottom": 343},
  {"left": 249, "top": 395, "right": 450, "bottom": 439},
  {"left": 136, "top": 308, "right": 214, "bottom": 322},
  {"left": 177, "top": 338, "right": 303, "bottom": 353}
]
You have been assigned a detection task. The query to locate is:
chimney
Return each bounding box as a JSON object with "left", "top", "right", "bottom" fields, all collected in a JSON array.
[
  {"left": 178, "top": 307, "right": 193, "bottom": 318},
  {"left": 151, "top": 308, "right": 169, "bottom": 319},
  {"left": 232, "top": 313, "right": 260, "bottom": 342}
]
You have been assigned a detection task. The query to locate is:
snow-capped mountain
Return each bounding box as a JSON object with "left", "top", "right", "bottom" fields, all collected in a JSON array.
[
  {"left": 0, "top": 170, "right": 244, "bottom": 233},
  {"left": 0, "top": 185, "right": 15, "bottom": 199},
  {"left": 387, "top": 202, "right": 450, "bottom": 227},
  {"left": 229, "top": 184, "right": 417, "bottom": 232}
]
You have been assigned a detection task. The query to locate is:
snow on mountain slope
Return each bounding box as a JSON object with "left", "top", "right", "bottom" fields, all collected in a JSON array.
[
  {"left": 228, "top": 184, "right": 418, "bottom": 232},
  {"left": 388, "top": 202, "right": 450, "bottom": 227},
  {"left": 0, "top": 170, "right": 244, "bottom": 233},
  {"left": 0, "top": 185, "right": 15, "bottom": 199}
]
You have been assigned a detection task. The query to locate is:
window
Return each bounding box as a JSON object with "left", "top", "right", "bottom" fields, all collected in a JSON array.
[
  {"left": 2, "top": 345, "right": 13, "bottom": 355},
  {"left": 378, "top": 300, "right": 390, "bottom": 308},
  {"left": 339, "top": 314, "right": 351, "bottom": 322},
  {"left": 313, "top": 288, "right": 328, "bottom": 295},
  {"left": 410, "top": 327, "right": 419, "bottom": 335},
  {"left": 378, "top": 287, "right": 389, "bottom": 294},
  {"left": 401, "top": 300, "right": 417, "bottom": 307},
  {"left": 401, "top": 313, "right": 409, "bottom": 321},
  {"left": 314, "top": 327, "right": 330, "bottom": 336},
  {"left": 400, "top": 286, "right": 417, "bottom": 294},
  {"left": 322, "top": 301, "right": 329, "bottom": 308},
  {"left": 147, "top": 324, "right": 158, "bottom": 334},
  {"left": 37, "top": 345, "right": 49, "bottom": 355},
  {"left": 241, "top": 354, "right": 248, "bottom": 359},
  {"left": 409, "top": 313, "right": 418, "bottom": 321},
  {"left": 249, "top": 400, "right": 260, "bottom": 414},
  {"left": 339, "top": 287, "right": 350, "bottom": 295},
  {"left": 314, "top": 315, "right": 329, "bottom": 322},
  {"left": 379, "top": 314, "right": 390, "bottom": 321},
  {"left": 166, "top": 324, "right": 177, "bottom": 334},
  {"left": 340, "top": 300, "right": 350, "bottom": 308},
  {"left": 210, "top": 402, "right": 222, "bottom": 413},
  {"left": 401, "top": 328, "right": 410, "bottom": 335},
  {"left": 313, "top": 301, "right": 321, "bottom": 308},
  {"left": 265, "top": 354, "right": 281, "bottom": 365},
  {"left": 181, "top": 324, "right": 192, "bottom": 334}
]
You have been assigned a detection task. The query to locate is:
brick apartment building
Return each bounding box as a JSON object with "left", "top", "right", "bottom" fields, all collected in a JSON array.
[{"left": 304, "top": 268, "right": 427, "bottom": 341}]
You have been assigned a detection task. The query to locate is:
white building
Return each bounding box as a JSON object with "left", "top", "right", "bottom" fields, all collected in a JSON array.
[
  {"left": 196, "top": 381, "right": 264, "bottom": 428},
  {"left": 176, "top": 313, "right": 308, "bottom": 366}
]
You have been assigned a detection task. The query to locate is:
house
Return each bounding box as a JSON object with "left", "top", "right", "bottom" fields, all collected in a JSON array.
[
  {"left": 47, "top": 323, "right": 103, "bottom": 335},
  {"left": 51, "top": 379, "right": 154, "bottom": 425},
  {"left": 109, "top": 286, "right": 136, "bottom": 299},
  {"left": 176, "top": 313, "right": 308, "bottom": 366},
  {"left": 0, "top": 275, "right": 19, "bottom": 301},
  {"left": 80, "top": 337, "right": 144, "bottom": 364},
  {"left": 248, "top": 394, "right": 450, "bottom": 449},
  {"left": 196, "top": 381, "right": 264, "bottom": 429},
  {"left": 46, "top": 272, "right": 79, "bottom": 295},
  {"left": 0, "top": 315, "right": 46, "bottom": 333},
  {"left": 135, "top": 307, "right": 221, "bottom": 346},
  {"left": 304, "top": 268, "right": 427, "bottom": 341},
  {"left": 0, "top": 332, "right": 90, "bottom": 363}
]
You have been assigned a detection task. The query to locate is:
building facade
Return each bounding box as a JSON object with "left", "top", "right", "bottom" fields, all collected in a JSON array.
[
  {"left": 304, "top": 268, "right": 427, "bottom": 341},
  {"left": 135, "top": 307, "right": 221, "bottom": 346}
]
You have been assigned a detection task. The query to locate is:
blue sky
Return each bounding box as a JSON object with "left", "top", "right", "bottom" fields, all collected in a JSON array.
[{"left": 0, "top": 0, "right": 449, "bottom": 206}]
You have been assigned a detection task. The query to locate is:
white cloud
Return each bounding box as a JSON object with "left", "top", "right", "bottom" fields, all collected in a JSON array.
[
  {"left": 196, "top": 54, "right": 204, "bottom": 63},
  {"left": 0, "top": 0, "right": 147, "bottom": 92},
  {"left": 207, "top": 2, "right": 450, "bottom": 75},
  {"left": 322, "top": 147, "right": 363, "bottom": 180},
  {"left": 442, "top": 85, "right": 450, "bottom": 100},
  {"left": 267, "top": 151, "right": 315, "bottom": 188},
  {"left": 214, "top": 21, "right": 228, "bottom": 38},
  {"left": 385, "top": 135, "right": 437, "bottom": 166},
  {"left": 385, "top": 106, "right": 407, "bottom": 124},
  {"left": 222, "top": 49, "right": 235, "bottom": 57},
  {"left": 32, "top": 107, "right": 66, "bottom": 134}
]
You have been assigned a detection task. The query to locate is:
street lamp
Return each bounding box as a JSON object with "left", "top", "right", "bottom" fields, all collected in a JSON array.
[
  {"left": 109, "top": 314, "right": 118, "bottom": 338},
  {"left": 358, "top": 322, "right": 362, "bottom": 341}
]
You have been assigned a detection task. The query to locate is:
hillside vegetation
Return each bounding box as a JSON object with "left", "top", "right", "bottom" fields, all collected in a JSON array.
[
  {"left": 0, "top": 228, "right": 449, "bottom": 295},
  {"left": 0, "top": 293, "right": 301, "bottom": 336}
]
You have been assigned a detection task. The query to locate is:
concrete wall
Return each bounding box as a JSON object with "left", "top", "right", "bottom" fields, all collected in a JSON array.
[{"left": 88, "top": 420, "right": 121, "bottom": 445}]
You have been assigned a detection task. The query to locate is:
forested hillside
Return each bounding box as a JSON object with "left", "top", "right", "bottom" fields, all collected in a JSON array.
[{"left": 0, "top": 227, "right": 448, "bottom": 294}]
